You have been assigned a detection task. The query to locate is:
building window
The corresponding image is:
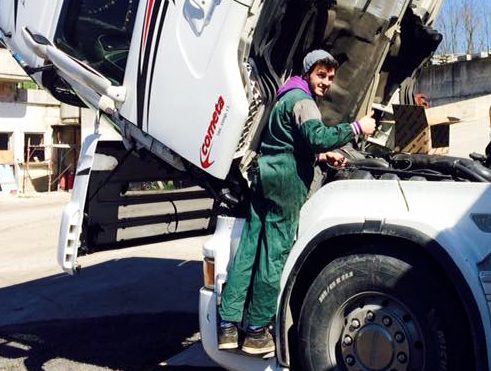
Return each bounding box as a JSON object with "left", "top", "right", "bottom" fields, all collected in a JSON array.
[
  {"left": 0, "top": 132, "right": 11, "bottom": 150},
  {"left": 25, "top": 133, "right": 45, "bottom": 162},
  {"left": 0, "top": 82, "right": 35, "bottom": 103},
  {"left": 0, "top": 82, "right": 16, "bottom": 102}
]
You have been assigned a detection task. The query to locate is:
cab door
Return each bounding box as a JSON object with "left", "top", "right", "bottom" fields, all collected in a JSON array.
[{"left": 119, "top": 0, "right": 251, "bottom": 179}]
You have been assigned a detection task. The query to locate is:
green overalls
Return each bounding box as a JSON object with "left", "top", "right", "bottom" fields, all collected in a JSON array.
[{"left": 219, "top": 80, "right": 354, "bottom": 327}]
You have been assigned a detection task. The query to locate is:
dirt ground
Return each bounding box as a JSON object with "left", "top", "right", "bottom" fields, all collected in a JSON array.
[{"left": 0, "top": 192, "right": 221, "bottom": 370}]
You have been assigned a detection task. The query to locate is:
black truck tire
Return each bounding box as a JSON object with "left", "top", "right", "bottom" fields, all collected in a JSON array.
[{"left": 297, "top": 253, "right": 474, "bottom": 371}]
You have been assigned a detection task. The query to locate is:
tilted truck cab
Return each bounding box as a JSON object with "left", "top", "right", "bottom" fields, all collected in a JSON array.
[
  {"left": 1, "top": 0, "right": 252, "bottom": 177},
  {"left": 2, "top": 0, "right": 491, "bottom": 370}
]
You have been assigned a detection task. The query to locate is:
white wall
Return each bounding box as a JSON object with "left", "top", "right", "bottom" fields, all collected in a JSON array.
[
  {"left": 0, "top": 88, "right": 61, "bottom": 191},
  {"left": 0, "top": 49, "right": 30, "bottom": 82},
  {"left": 0, "top": 91, "right": 60, "bottom": 163},
  {"left": 446, "top": 95, "right": 491, "bottom": 157},
  {"left": 81, "top": 108, "right": 122, "bottom": 141}
]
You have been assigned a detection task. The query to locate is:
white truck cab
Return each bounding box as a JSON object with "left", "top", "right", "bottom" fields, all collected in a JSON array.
[{"left": 2, "top": 0, "right": 491, "bottom": 370}]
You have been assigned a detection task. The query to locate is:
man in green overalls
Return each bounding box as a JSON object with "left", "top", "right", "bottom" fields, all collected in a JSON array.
[{"left": 218, "top": 50, "right": 376, "bottom": 355}]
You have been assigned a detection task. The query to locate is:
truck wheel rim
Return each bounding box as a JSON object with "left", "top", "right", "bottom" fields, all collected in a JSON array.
[{"left": 329, "top": 292, "right": 425, "bottom": 371}]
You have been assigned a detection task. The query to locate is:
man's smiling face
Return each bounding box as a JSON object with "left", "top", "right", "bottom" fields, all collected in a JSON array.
[{"left": 307, "top": 64, "right": 336, "bottom": 98}]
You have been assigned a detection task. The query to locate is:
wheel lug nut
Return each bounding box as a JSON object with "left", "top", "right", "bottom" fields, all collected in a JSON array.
[
  {"left": 366, "top": 311, "right": 375, "bottom": 321},
  {"left": 351, "top": 319, "right": 360, "bottom": 329},
  {"left": 382, "top": 316, "right": 392, "bottom": 326},
  {"left": 395, "top": 332, "right": 405, "bottom": 343},
  {"left": 346, "top": 355, "right": 356, "bottom": 366},
  {"left": 343, "top": 335, "right": 353, "bottom": 346},
  {"left": 397, "top": 352, "right": 408, "bottom": 363}
]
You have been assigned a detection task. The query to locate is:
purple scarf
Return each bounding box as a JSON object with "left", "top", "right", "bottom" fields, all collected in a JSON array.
[{"left": 276, "top": 76, "right": 312, "bottom": 99}]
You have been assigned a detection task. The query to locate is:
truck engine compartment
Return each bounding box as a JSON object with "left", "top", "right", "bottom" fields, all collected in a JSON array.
[{"left": 323, "top": 147, "right": 491, "bottom": 184}]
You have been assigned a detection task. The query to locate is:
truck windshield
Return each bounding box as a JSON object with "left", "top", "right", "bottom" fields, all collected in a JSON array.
[{"left": 55, "top": 0, "right": 140, "bottom": 85}]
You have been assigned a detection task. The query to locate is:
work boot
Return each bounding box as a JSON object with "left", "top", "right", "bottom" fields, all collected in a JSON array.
[
  {"left": 218, "top": 322, "right": 239, "bottom": 350},
  {"left": 241, "top": 327, "right": 275, "bottom": 355}
]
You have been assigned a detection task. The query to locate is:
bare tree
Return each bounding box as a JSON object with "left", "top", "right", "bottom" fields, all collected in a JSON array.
[
  {"left": 436, "top": 1, "right": 461, "bottom": 54},
  {"left": 461, "top": 0, "right": 480, "bottom": 54},
  {"left": 437, "top": 17, "right": 451, "bottom": 54},
  {"left": 436, "top": 0, "right": 491, "bottom": 55},
  {"left": 481, "top": 1, "right": 491, "bottom": 52}
]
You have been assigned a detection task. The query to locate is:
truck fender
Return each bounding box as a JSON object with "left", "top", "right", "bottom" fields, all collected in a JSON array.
[{"left": 275, "top": 223, "right": 489, "bottom": 370}]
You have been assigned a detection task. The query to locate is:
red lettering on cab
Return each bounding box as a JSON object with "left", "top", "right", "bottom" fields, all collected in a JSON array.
[{"left": 200, "top": 96, "right": 225, "bottom": 169}]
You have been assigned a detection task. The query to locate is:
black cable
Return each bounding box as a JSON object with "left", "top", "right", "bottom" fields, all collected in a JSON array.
[{"left": 165, "top": 197, "right": 179, "bottom": 234}]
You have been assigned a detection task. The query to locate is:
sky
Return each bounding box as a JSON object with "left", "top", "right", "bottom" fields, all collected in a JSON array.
[{"left": 436, "top": 0, "right": 491, "bottom": 54}]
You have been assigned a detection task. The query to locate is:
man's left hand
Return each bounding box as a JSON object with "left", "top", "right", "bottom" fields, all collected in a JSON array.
[{"left": 317, "top": 151, "right": 347, "bottom": 168}]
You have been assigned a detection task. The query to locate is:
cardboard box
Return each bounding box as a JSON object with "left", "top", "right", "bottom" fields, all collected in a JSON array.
[{"left": 392, "top": 104, "right": 460, "bottom": 155}]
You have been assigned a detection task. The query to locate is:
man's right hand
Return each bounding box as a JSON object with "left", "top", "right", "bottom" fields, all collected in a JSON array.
[{"left": 358, "top": 111, "right": 376, "bottom": 136}]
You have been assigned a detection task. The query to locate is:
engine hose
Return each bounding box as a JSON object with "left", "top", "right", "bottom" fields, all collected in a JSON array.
[
  {"left": 349, "top": 158, "right": 390, "bottom": 168},
  {"left": 458, "top": 161, "right": 491, "bottom": 182},
  {"left": 391, "top": 154, "right": 491, "bottom": 182},
  {"left": 454, "top": 163, "right": 489, "bottom": 182}
]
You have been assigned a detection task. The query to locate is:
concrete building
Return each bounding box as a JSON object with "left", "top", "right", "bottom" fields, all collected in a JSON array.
[
  {"left": 416, "top": 53, "right": 491, "bottom": 157},
  {"left": 0, "top": 48, "right": 80, "bottom": 194}
]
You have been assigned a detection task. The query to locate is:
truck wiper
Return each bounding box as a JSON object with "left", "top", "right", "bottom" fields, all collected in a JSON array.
[
  {"left": 21, "top": 26, "right": 126, "bottom": 106},
  {"left": 23, "top": 64, "right": 54, "bottom": 75}
]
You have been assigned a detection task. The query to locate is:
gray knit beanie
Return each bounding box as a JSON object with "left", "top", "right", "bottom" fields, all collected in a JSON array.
[{"left": 303, "top": 49, "right": 338, "bottom": 74}]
